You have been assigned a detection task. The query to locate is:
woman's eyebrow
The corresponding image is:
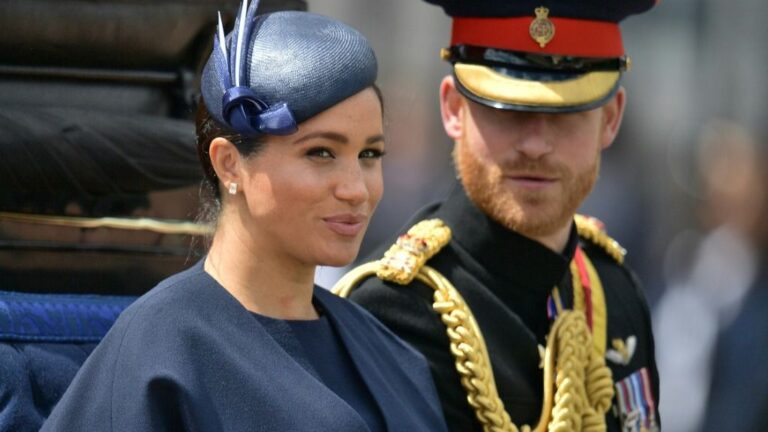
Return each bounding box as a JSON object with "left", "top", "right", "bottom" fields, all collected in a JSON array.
[
  {"left": 292, "top": 131, "right": 348, "bottom": 144},
  {"left": 366, "top": 134, "right": 385, "bottom": 145}
]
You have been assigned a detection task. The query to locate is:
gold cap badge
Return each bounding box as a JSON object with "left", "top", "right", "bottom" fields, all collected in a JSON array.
[{"left": 529, "top": 6, "right": 555, "bottom": 48}]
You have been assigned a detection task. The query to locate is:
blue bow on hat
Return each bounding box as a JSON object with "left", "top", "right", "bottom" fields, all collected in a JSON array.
[{"left": 212, "top": 0, "right": 297, "bottom": 136}]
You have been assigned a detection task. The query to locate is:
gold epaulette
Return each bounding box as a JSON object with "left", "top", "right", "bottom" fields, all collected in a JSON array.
[
  {"left": 574, "top": 214, "right": 626, "bottom": 264},
  {"left": 376, "top": 218, "right": 452, "bottom": 285}
]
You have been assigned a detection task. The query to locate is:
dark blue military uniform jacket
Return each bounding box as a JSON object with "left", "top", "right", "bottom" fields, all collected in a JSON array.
[
  {"left": 350, "top": 185, "right": 660, "bottom": 432},
  {"left": 41, "top": 261, "right": 448, "bottom": 432}
]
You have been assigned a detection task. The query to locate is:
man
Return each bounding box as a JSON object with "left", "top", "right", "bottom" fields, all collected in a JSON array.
[{"left": 335, "top": 1, "right": 660, "bottom": 431}]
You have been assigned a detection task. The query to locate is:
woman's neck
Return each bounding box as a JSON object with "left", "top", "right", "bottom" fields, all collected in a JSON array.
[{"left": 204, "top": 220, "right": 318, "bottom": 320}]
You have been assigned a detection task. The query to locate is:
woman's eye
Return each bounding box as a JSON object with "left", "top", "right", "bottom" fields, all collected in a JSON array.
[
  {"left": 306, "top": 147, "right": 334, "bottom": 159},
  {"left": 359, "top": 149, "right": 386, "bottom": 159}
]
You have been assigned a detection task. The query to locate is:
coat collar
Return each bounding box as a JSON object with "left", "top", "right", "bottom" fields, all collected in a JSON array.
[
  {"left": 192, "top": 262, "right": 442, "bottom": 432},
  {"left": 190, "top": 264, "right": 372, "bottom": 430},
  {"left": 316, "top": 289, "right": 446, "bottom": 432}
]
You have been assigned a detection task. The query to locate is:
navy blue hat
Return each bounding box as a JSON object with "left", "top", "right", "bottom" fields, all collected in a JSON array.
[
  {"left": 201, "top": 1, "right": 377, "bottom": 136},
  {"left": 427, "top": 0, "right": 657, "bottom": 112}
]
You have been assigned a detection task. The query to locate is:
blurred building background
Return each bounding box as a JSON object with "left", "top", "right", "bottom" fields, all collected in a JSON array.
[{"left": 312, "top": 0, "right": 768, "bottom": 430}]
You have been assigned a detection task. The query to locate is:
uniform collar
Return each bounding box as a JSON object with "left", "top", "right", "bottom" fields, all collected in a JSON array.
[{"left": 435, "top": 183, "right": 578, "bottom": 296}]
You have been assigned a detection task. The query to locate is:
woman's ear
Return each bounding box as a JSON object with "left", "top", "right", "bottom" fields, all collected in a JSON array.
[
  {"left": 208, "top": 137, "right": 241, "bottom": 191},
  {"left": 440, "top": 75, "right": 464, "bottom": 140},
  {"left": 600, "top": 87, "right": 627, "bottom": 150}
]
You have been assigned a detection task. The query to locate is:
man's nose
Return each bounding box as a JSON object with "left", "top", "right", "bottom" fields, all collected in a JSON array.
[{"left": 514, "top": 115, "right": 553, "bottom": 159}]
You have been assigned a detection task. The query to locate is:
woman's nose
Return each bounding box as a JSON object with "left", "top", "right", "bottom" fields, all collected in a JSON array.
[{"left": 334, "top": 163, "right": 369, "bottom": 205}]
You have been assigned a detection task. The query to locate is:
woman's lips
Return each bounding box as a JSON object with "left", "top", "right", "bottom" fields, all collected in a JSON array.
[{"left": 323, "top": 214, "right": 366, "bottom": 237}]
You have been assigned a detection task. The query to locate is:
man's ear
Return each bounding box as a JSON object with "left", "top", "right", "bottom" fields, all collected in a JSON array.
[
  {"left": 600, "top": 87, "right": 627, "bottom": 150},
  {"left": 440, "top": 75, "right": 464, "bottom": 140},
  {"left": 208, "top": 137, "right": 241, "bottom": 190}
]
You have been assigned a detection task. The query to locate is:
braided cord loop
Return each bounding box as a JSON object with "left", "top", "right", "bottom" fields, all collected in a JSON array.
[
  {"left": 417, "top": 266, "right": 517, "bottom": 432},
  {"left": 547, "top": 311, "right": 614, "bottom": 432}
]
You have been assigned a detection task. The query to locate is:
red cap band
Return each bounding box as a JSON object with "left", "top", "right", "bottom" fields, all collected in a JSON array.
[{"left": 451, "top": 16, "right": 624, "bottom": 58}]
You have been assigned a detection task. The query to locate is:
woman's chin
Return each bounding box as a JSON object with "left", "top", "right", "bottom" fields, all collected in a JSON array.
[{"left": 315, "top": 248, "right": 360, "bottom": 268}]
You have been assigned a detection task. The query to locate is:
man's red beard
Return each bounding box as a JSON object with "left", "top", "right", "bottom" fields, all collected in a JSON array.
[{"left": 454, "top": 136, "right": 600, "bottom": 238}]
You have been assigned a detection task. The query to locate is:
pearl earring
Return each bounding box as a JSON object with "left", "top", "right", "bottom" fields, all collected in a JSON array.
[{"left": 228, "top": 182, "right": 238, "bottom": 195}]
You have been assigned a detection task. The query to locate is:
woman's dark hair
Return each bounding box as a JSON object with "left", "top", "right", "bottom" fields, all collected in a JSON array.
[
  {"left": 196, "top": 98, "right": 266, "bottom": 196},
  {"left": 195, "top": 98, "right": 266, "bottom": 226}
]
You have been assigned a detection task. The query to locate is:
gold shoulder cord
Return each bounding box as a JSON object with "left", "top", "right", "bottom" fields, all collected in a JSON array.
[
  {"left": 573, "top": 214, "right": 626, "bottom": 264},
  {"left": 333, "top": 217, "right": 625, "bottom": 432}
]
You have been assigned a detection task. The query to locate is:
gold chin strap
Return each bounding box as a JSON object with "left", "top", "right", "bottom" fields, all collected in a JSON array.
[{"left": 333, "top": 218, "right": 622, "bottom": 432}]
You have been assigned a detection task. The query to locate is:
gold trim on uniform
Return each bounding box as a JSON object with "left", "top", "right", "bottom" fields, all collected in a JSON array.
[
  {"left": 574, "top": 214, "right": 627, "bottom": 264},
  {"left": 333, "top": 215, "right": 625, "bottom": 432},
  {"left": 377, "top": 219, "right": 451, "bottom": 285},
  {"left": 440, "top": 47, "right": 451, "bottom": 61}
]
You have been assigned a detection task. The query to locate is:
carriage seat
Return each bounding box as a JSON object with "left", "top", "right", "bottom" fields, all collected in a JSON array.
[{"left": 0, "top": 290, "right": 137, "bottom": 431}]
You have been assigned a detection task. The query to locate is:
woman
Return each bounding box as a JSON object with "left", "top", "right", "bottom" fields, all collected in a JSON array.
[{"left": 41, "top": 3, "right": 448, "bottom": 431}]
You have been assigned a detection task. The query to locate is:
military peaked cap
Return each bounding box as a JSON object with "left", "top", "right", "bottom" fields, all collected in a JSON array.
[{"left": 427, "top": 0, "right": 658, "bottom": 112}]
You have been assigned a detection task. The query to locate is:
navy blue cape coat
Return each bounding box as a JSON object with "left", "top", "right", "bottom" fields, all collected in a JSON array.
[{"left": 41, "top": 262, "right": 448, "bottom": 431}]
